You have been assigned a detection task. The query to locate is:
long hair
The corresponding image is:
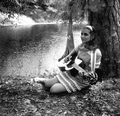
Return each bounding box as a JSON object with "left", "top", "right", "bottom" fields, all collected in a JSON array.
[{"left": 83, "top": 25, "right": 98, "bottom": 50}]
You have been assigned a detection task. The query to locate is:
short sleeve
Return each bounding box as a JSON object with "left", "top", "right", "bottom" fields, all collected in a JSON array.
[
  {"left": 89, "top": 49, "right": 102, "bottom": 69},
  {"left": 95, "top": 49, "right": 102, "bottom": 68}
]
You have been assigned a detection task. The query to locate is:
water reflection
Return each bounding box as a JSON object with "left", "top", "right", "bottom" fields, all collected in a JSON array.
[{"left": 0, "top": 23, "right": 81, "bottom": 77}]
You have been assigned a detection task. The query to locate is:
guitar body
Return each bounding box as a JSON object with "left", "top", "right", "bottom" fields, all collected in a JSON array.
[
  {"left": 57, "top": 58, "right": 81, "bottom": 71},
  {"left": 57, "top": 58, "right": 99, "bottom": 84},
  {"left": 57, "top": 58, "right": 86, "bottom": 76},
  {"left": 57, "top": 49, "right": 101, "bottom": 85}
]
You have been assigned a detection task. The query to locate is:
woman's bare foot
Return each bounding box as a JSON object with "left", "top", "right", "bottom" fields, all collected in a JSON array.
[{"left": 31, "top": 77, "right": 46, "bottom": 84}]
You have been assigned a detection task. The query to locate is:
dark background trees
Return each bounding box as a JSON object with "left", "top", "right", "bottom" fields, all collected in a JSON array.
[{"left": 0, "top": 0, "right": 47, "bottom": 14}]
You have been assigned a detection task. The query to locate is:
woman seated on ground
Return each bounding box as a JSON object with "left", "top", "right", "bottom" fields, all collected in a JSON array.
[{"left": 32, "top": 24, "right": 102, "bottom": 94}]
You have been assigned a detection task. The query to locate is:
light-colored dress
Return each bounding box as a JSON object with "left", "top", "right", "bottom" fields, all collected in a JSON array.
[{"left": 56, "top": 44, "right": 102, "bottom": 93}]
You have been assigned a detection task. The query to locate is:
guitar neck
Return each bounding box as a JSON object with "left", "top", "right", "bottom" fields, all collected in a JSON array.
[{"left": 72, "top": 63, "right": 86, "bottom": 73}]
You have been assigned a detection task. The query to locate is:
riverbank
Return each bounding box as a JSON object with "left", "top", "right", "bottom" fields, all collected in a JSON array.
[{"left": 0, "top": 22, "right": 82, "bottom": 78}]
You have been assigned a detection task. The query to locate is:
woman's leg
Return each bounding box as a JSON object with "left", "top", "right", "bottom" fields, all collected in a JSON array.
[
  {"left": 50, "top": 83, "right": 67, "bottom": 93},
  {"left": 33, "top": 76, "right": 59, "bottom": 88},
  {"left": 33, "top": 76, "right": 67, "bottom": 93},
  {"left": 44, "top": 76, "right": 59, "bottom": 88}
]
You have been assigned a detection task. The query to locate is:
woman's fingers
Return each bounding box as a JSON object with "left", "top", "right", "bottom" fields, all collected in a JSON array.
[{"left": 64, "top": 56, "right": 72, "bottom": 63}]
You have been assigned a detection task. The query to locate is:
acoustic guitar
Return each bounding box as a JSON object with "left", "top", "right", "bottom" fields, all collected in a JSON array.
[
  {"left": 57, "top": 58, "right": 87, "bottom": 74},
  {"left": 57, "top": 50, "right": 98, "bottom": 84}
]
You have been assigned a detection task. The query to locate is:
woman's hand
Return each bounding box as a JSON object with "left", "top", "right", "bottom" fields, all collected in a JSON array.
[
  {"left": 87, "top": 71, "right": 98, "bottom": 79},
  {"left": 86, "top": 71, "right": 98, "bottom": 84},
  {"left": 78, "top": 72, "right": 87, "bottom": 77},
  {"left": 64, "top": 55, "right": 72, "bottom": 63},
  {"left": 78, "top": 71, "right": 97, "bottom": 77}
]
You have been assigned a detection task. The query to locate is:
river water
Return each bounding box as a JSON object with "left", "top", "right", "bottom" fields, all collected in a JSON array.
[{"left": 0, "top": 23, "right": 82, "bottom": 77}]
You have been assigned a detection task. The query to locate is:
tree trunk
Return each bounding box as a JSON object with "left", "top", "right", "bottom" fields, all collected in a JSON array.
[
  {"left": 58, "top": 7, "right": 74, "bottom": 61},
  {"left": 87, "top": 0, "right": 120, "bottom": 78}
]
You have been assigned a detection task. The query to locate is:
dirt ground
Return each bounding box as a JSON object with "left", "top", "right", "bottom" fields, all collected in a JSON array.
[{"left": 0, "top": 75, "right": 120, "bottom": 116}]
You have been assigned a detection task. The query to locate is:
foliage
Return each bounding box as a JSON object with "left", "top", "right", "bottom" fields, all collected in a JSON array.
[
  {"left": 0, "top": 0, "right": 47, "bottom": 17},
  {"left": 1, "top": 73, "right": 120, "bottom": 116},
  {"left": 56, "top": 0, "right": 87, "bottom": 21},
  {"left": 0, "top": 0, "right": 102, "bottom": 22}
]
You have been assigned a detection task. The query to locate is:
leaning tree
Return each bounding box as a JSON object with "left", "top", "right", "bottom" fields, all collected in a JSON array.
[{"left": 59, "top": 0, "right": 120, "bottom": 79}]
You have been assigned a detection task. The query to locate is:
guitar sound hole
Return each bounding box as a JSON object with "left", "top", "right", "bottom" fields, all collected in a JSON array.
[
  {"left": 70, "top": 62, "right": 86, "bottom": 76},
  {"left": 70, "top": 68, "right": 78, "bottom": 76}
]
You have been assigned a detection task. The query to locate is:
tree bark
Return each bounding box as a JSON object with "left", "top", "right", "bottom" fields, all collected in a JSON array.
[{"left": 87, "top": 0, "right": 120, "bottom": 78}]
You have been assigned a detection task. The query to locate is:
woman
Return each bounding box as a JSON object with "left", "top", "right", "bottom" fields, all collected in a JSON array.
[{"left": 32, "top": 24, "right": 102, "bottom": 94}]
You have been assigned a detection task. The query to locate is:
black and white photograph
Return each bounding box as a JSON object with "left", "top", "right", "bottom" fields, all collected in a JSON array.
[{"left": 0, "top": 0, "right": 120, "bottom": 116}]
